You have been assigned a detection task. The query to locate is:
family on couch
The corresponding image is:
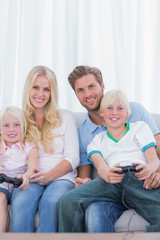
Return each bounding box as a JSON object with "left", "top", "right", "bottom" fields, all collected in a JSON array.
[{"left": 0, "top": 65, "right": 160, "bottom": 232}]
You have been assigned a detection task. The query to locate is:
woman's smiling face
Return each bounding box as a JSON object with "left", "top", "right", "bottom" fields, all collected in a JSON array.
[{"left": 29, "top": 75, "right": 51, "bottom": 110}]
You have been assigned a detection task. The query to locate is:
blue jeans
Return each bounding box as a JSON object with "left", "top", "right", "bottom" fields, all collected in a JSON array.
[
  {"left": 85, "top": 201, "right": 125, "bottom": 232},
  {"left": 0, "top": 187, "right": 10, "bottom": 203},
  {"left": 11, "top": 180, "right": 74, "bottom": 232},
  {"left": 58, "top": 174, "right": 160, "bottom": 232}
]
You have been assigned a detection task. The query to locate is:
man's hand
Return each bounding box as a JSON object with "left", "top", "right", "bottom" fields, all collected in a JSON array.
[
  {"left": 75, "top": 177, "right": 91, "bottom": 187},
  {"left": 143, "top": 171, "right": 160, "bottom": 189}
]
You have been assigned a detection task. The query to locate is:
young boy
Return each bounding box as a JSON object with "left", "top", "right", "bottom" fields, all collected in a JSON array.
[{"left": 58, "top": 90, "right": 160, "bottom": 232}]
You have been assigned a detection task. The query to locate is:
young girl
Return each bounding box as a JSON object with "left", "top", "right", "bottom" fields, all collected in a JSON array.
[
  {"left": 11, "top": 65, "right": 79, "bottom": 232},
  {"left": 0, "top": 106, "right": 38, "bottom": 232},
  {"left": 58, "top": 90, "right": 160, "bottom": 232}
]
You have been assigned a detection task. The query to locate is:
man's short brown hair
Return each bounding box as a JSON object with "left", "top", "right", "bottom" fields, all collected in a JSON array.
[{"left": 68, "top": 65, "right": 103, "bottom": 90}]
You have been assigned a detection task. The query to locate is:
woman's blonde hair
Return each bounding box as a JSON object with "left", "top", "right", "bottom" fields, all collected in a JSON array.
[
  {"left": 99, "top": 90, "right": 132, "bottom": 121},
  {"left": 22, "top": 65, "right": 62, "bottom": 153},
  {"left": 0, "top": 106, "right": 27, "bottom": 143}
]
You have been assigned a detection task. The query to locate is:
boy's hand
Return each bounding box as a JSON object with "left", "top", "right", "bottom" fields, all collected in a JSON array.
[
  {"left": 134, "top": 163, "right": 152, "bottom": 180},
  {"left": 106, "top": 164, "right": 124, "bottom": 184}
]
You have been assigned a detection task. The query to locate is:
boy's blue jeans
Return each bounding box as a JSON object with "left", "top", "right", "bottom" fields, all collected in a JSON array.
[{"left": 58, "top": 173, "right": 160, "bottom": 232}]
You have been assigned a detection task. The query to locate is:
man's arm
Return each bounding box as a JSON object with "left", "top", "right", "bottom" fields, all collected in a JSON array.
[
  {"left": 77, "top": 164, "right": 91, "bottom": 178},
  {"left": 75, "top": 164, "right": 91, "bottom": 187},
  {"left": 75, "top": 120, "right": 93, "bottom": 187}
]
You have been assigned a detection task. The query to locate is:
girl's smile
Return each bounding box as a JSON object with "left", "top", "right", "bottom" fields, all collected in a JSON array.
[{"left": 2, "top": 112, "right": 21, "bottom": 148}]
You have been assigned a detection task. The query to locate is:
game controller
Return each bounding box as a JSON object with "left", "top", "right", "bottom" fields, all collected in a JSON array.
[
  {"left": 115, "top": 164, "right": 143, "bottom": 174},
  {"left": 0, "top": 173, "right": 23, "bottom": 187}
]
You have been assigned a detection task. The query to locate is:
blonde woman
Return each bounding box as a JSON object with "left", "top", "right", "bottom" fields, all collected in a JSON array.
[
  {"left": 11, "top": 66, "right": 79, "bottom": 232},
  {"left": 0, "top": 106, "right": 38, "bottom": 232}
]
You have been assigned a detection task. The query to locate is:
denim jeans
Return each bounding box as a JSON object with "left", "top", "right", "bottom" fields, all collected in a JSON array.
[
  {"left": 85, "top": 201, "right": 125, "bottom": 232},
  {"left": 58, "top": 173, "right": 160, "bottom": 232},
  {"left": 11, "top": 180, "right": 74, "bottom": 232}
]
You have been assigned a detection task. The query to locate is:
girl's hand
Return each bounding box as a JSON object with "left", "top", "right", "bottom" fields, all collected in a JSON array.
[
  {"left": 18, "top": 174, "right": 29, "bottom": 191},
  {"left": 106, "top": 164, "right": 124, "bottom": 184},
  {"left": 29, "top": 168, "right": 48, "bottom": 185},
  {"left": 74, "top": 177, "right": 91, "bottom": 187}
]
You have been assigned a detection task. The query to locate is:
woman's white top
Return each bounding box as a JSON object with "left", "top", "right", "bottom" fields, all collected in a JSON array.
[{"left": 38, "top": 109, "right": 79, "bottom": 183}]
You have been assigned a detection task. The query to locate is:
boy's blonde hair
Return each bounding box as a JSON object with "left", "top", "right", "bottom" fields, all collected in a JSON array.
[
  {"left": 99, "top": 90, "right": 132, "bottom": 121},
  {"left": 22, "top": 65, "right": 62, "bottom": 153},
  {"left": 0, "top": 106, "right": 27, "bottom": 143}
]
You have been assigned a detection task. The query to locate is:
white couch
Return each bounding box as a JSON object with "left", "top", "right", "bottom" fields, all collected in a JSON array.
[{"left": 72, "top": 112, "right": 160, "bottom": 232}]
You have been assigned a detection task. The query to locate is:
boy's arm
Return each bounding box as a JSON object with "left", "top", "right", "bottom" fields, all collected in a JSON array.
[
  {"left": 145, "top": 146, "right": 160, "bottom": 175},
  {"left": 91, "top": 153, "right": 109, "bottom": 181},
  {"left": 90, "top": 153, "right": 124, "bottom": 184},
  {"left": 143, "top": 144, "right": 160, "bottom": 189},
  {"left": 135, "top": 146, "right": 160, "bottom": 181},
  {"left": 154, "top": 134, "right": 160, "bottom": 159}
]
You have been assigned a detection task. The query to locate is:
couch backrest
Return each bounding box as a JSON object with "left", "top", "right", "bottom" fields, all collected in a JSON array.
[
  {"left": 72, "top": 112, "right": 87, "bottom": 127},
  {"left": 151, "top": 113, "right": 160, "bottom": 130}
]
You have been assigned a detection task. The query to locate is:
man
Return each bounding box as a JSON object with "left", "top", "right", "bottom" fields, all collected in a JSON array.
[{"left": 59, "top": 65, "right": 160, "bottom": 232}]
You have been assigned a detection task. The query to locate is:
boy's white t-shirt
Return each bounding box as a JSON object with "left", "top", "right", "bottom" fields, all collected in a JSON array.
[{"left": 87, "top": 121, "right": 157, "bottom": 168}]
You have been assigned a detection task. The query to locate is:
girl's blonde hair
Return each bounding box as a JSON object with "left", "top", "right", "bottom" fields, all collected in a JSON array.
[
  {"left": 0, "top": 106, "right": 27, "bottom": 143},
  {"left": 22, "top": 65, "right": 62, "bottom": 153},
  {"left": 99, "top": 90, "right": 132, "bottom": 121}
]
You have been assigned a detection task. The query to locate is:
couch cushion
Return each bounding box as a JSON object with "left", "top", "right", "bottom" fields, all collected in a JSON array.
[{"left": 114, "top": 209, "right": 149, "bottom": 232}]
